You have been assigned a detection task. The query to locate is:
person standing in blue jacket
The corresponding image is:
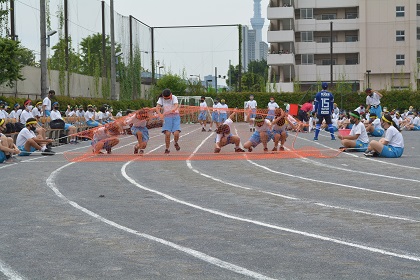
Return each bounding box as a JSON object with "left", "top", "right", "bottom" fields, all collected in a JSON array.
[{"left": 314, "top": 82, "right": 336, "bottom": 141}]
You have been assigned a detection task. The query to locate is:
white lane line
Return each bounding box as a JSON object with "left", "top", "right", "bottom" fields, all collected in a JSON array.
[
  {"left": 121, "top": 162, "right": 420, "bottom": 263},
  {"left": 247, "top": 160, "right": 420, "bottom": 201},
  {"left": 46, "top": 163, "right": 277, "bottom": 280},
  {"left": 0, "top": 258, "right": 26, "bottom": 280}
]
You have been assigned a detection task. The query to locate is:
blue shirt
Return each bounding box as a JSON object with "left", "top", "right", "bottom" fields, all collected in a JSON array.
[{"left": 314, "top": 90, "right": 334, "bottom": 115}]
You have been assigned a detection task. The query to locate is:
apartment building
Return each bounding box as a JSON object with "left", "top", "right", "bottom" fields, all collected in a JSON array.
[{"left": 267, "top": 0, "right": 419, "bottom": 92}]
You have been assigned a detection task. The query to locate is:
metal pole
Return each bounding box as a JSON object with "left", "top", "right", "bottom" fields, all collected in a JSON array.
[
  {"left": 110, "top": 0, "right": 117, "bottom": 100},
  {"left": 101, "top": 1, "right": 106, "bottom": 78},
  {"left": 215, "top": 67, "right": 218, "bottom": 94},
  {"left": 40, "top": 0, "right": 48, "bottom": 99},
  {"left": 238, "top": 25, "right": 242, "bottom": 92},
  {"left": 330, "top": 21, "right": 333, "bottom": 87},
  {"left": 151, "top": 28, "right": 155, "bottom": 85},
  {"left": 10, "top": 0, "right": 15, "bottom": 40},
  {"left": 129, "top": 15, "right": 136, "bottom": 99},
  {"left": 64, "top": 0, "right": 69, "bottom": 96}
]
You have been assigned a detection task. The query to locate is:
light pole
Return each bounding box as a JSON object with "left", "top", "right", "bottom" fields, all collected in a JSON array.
[
  {"left": 158, "top": 66, "right": 164, "bottom": 79},
  {"left": 366, "top": 70, "right": 371, "bottom": 88}
]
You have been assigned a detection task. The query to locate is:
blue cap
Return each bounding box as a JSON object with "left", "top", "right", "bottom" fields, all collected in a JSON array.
[
  {"left": 52, "top": 102, "right": 59, "bottom": 107},
  {"left": 322, "top": 82, "right": 328, "bottom": 89}
]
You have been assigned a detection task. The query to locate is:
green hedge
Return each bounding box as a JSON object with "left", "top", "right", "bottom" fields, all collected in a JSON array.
[{"left": 176, "top": 90, "right": 419, "bottom": 112}]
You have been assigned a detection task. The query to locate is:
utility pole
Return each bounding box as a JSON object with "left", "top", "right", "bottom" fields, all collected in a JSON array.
[
  {"left": 215, "top": 67, "right": 218, "bottom": 94},
  {"left": 64, "top": 0, "right": 69, "bottom": 96},
  {"left": 101, "top": 1, "right": 107, "bottom": 78},
  {"left": 110, "top": 0, "right": 117, "bottom": 100},
  {"left": 40, "top": 0, "right": 48, "bottom": 99},
  {"left": 10, "top": 0, "right": 15, "bottom": 40},
  {"left": 330, "top": 21, "right": 333, "bottom": 87}
]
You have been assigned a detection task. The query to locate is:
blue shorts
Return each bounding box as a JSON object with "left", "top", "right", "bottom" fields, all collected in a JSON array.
[
  {"left": 214, "top": 134, "right": 232, "bottom": 145},
  {"left": 412, "top": 125, "right": 420, "bottom": 131},
  {"left": 248, "top": 130, "right": 273, "bottom": 147},
  {"left": 250, "top": 109, "right": 257, "bottom": 119},
  {"left": 371, "top": 128, "right": 384, "bottom": 137},
  {"left": 380, "top": 145, "right": 404, "bottom": 158},
  {"left": 131, "top": 126, "right": 149, "bottom": 142},
  {"left": 162, "top": 114, "right": 181, "bottom": 133},
  {"left": 87, "top": 120, "right": 100, "bottom": 127},
  {"left": 64, "top": 123, "right": 71, "bottom": 131},
  {"left": 0, "top": 151, "right": 6, "bottom": 163},
  {"left": 18, "top": 145, "right": 37, "bottom": 156},
  {"left": 369, "top": 106, "right": 382, "bottom": 119},
  {"left": 219, "top": 113, "right": 227, "bottom": 123},
  {"left": 45, "top": 110, "right": 51, "bottom": 117},
  {"left": 211, "top": 112, "right": 219, "bottom": 123},
  {"left": 354, "top": 140, "right": 368, "bottom": 152},
  {"left": 198, "top": 111, "right": 207, "bottom": 121},
  {"left": 347, "top": 124, "right": 354, "bottom": 129},
  {"left": 266, "top": 110, "right": 275, "bottom": 121},
  {"left": 273, "top": 129, "right": 288, "bottom": 137}
]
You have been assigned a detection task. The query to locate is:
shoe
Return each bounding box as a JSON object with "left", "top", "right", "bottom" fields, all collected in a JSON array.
[
  {"left": 134, "top": 146, "right": 139, "bottom": 154},
  {"left": 263, "top": 148, "right": 268, "bottom": 152},
  {"left": 174, "top": 142, "right": 180, "bottom": 151},
  {"left": 250, "top": 128, "right": 253, "bottom": 132},
  {"left": 202, "top": 127, "right": 206, "bottom": 132},
  {"left": 139, "top": 150, "right": 144, "bottom": 154},
  {"left": 364, "top": 150, "right": 379, "bottom": 157},
  {"left": 339, "top": 146, "right": 348, "bottom": 152},
  {"left": 253, "top": 128, "right": 256, "bottom": 132},
  {"left": 164, "top": 149, "right": 170, "bottom": 154},
  {"left": 313, "top": 137, "right": 318, "bottom": 141},
  {"left": 247, "top": 147, "right": 253, "bottom": 152},
  {"left": 272, "top": 147, "right": 278, "bottom": 151},
  {"left": 41, "top": 148, "right": 55, "bottom": 156},
  {"left": 214, "top": 147, "right": 221, "bottom": 153},
  {"left": 235, "top": 148, "right": 245, "bottom": 152},
  {"left": 106, "top": 148, "right": 112, "bottom": 154},
  {"left": 279, "top": 146, "right": 285, "bottom": 151},
  {"left": 331, "top": 136, "right": 336, "bottom": 140},
  {"left": 208, "top": 129, "right": 212, "bottom": 132},
  {"left": 46, "top": 143, "right": 52, "bottom": 149}
]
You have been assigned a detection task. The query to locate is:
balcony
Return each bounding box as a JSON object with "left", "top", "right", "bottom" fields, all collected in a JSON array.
[
  {"left": 267, "top": 53, "right": 295, "bottom": 65},
  {"left": 296, "top": 18, "right": 359, "bottom": 32},
  {"left": 296, "top": 41, "right": 360, "bottom": 54},
  {"left": 295, "top": 64, "right": 360, "bottom": 81},
  {"left": 267, "top": 30, "right": 295, "bottom": 43},
  {"left": 267, "top": 6, "right": 294, "bottom": 20},
  {"left": 295, "top": 0, "right": 359, "bottom": 9}
]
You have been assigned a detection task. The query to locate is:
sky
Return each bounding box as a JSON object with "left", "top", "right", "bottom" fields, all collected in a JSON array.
[{"left": 12, "top": 0, "right": 269, "bottom": 83}]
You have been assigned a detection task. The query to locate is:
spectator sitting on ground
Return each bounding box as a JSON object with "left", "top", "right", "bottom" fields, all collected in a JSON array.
[
  {"left": 404, "top": 111, "right": 420, "bottom": 131},
  {"left": 16, "top": 118, "right": 55, "bottom": 156},
  {"left": 365, "top": 113, "right": 384, "bottom": 137},
  {"left": 116, "top": 110, "right": 123, "bottom": 118},
  {"left": 337, "top": 111, "right": 369, "bottom": 152},
  {"left": 85, "top": 104, "right": 100, "bottom": 127},
  {"left": 50, "top": 102, "right": 78, "bottom": 144},
  {"left": 20, "top": 99, "right": 47, "bottom": 139},
  {"left": 9, "top": 103, "right": 22, "bottom": 121},
  {"left": 32, "top": 101, "right": 43, "bottom": 121},
  {"left": 0, "top": 118, "right": 20, "bottom": 162},
  {"left": 392, "top": 112, "right": 403, "bottom": 128},
  {"left": 76, "top": 105, "right": 85, "bottom": 118},
  {"left": 0, "top": 102, "right": 8, "bottom": 119}
]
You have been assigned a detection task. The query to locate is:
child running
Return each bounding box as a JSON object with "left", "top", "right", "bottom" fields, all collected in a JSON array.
[{"left": 214, "top": 111, "right": 245, "bottom": 153}]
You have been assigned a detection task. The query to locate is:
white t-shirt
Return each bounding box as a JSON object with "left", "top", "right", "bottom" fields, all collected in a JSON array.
[
  {"left": 412, "top": 116, "right": 420, "bottom": 126},
  {"left": 16, "top": 127, "right": 36, "bottom": 147},
  {"left": 392, "top": 116, "right": 402, "bottom": 126},
  {"left": 68, "top": 111, "right": 76, "bottom": 117},
  {"left": 384, "top": 126, "right": 404, "bottom": 148},
  {"left": 218, "top": 104, "right": 228, "bottom": 114},
  {"left": 50, "top": 110, "right": 63, "bottom": 121},
  {"left": 366, "top": 92, "right": 381, "bottom": 106},
  {"left": 350, "top": 121, "right": 369, "bottom": 143},
  {"left": 215, "top": 118, "right": 234, "bottom": 143},
  {"left": 246, "top": 100, "right": 257, "bottom": 109},
  {"left": 20, "top": 110, "right": 33, "bottom": 125},
  {"left": 9, "top": 109, "right": 22, "bottom": 121},
  {"left": 268, "top": 102, "right": 279, "bottom": 111},
  {"left": 255, "top": 119, "right": 271, "bottom": 132},
  {"left": 93, "top": 127, "right": 108, "bottom": 142},
  {"left": 32, "top": 107, "right": 42, "bottom": 118},
  {"left": 157, "top": 95, "right": 179, "bottom": 114},
  {"left": 371, "top": 118, "right": 382, "bottom": 130},
  {"left": 77, "top": 110, "right": 85, "bottom": 117},
  {"left": 0, "top": 110, "right": 8, "bottom": 119},
  {"left": 42, "top": 97, "right": 51, "bottom": 111},
  {"left": 199, "top": 101, "right": 207, "bottom": 111},
  {"left": 84, "top": 110, "right": 95, "bottom": 122},
  {"left": 212, "top": 102, "right": 220, "bottom": 113}
]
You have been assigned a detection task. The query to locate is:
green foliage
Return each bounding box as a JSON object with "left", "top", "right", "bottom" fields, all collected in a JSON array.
[
  {"left": 241, "top": 72, "right": 265, "bottom": 92},
  {"left": 150, "top": 73, "right": 187, "bottom": 101},
  {"left": 18, "top": 47, "right": 36, "bottom": 66},
  {"left": 227, "top": 64, "right": 240, "bottom": 91},
  {"left": 0, "top": 38, "right": 25, "bottom": 87},
  {"left": 48, "top": 38, "right": 82, "bottom": 73},
  {"left": 247, "top": 60, "right": 268, "bottom": 82}
]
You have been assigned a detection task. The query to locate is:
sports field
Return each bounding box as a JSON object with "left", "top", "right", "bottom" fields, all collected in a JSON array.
[{"left": 1, "top": 123, "right": 419, "bottom": 280}]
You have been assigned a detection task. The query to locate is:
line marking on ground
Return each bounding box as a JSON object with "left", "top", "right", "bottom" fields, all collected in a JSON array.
[{"left": 0, "top": 258, "right": 26, "bottom": 280}]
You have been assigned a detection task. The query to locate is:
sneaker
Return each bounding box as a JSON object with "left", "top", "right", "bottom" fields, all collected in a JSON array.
[
  {"left": 134, "top": 146, "right": 139, "bottom": 154},
  {"left": 174, "top": 142, "right": 180, "bottom": 151},
  {"left": 208, "top": 129, "right": 212, "bottom": 132},
  {"left": 247, "top": 147, "right": 253, "bottom": 152},
  {"left": 253, "top": 128, "right": 256, "bottom": 132},
  {"left": 279, "top": 146, "right": 285, "bottom": 151},
  {"left": 235, "top": 148, "right": 245, "bottom": 152},
  {"left": 331, "top": 136, "right": 336, "bottom": 140},
  {"left": 202, "top": 127, "right": 206, "bottom": 132},
  {"left": 263, "top": 148, "right": 268, "bottom": 152},
  {"left": 250, "top": 128, "right": 253, "bottom": 132},
  {"left": 41, "top": 148, "right": 55, "bottom": 156},
  {"left": 272, "top": 147, "right": 278, "bottom": 151},
  {"left": 339, "top": 146, "right": 348, "bottom": 152},
  {"left": 164, "top": 149, "right": 170, "bottom": 154},
  {"left": 139, "top": 149, "right": 144, "bottom": 154},
  {"left": 313, "top": 137, "right": 318, "bottom": 141},
  {"left": 214, "top": 147, "right": 221, "bottom": 153},
  {"left": 364, "top": 150, "right": 379, "bottom": 157},
  {"left": 106, "top": 147, "right": 112, "bottom": 154}
]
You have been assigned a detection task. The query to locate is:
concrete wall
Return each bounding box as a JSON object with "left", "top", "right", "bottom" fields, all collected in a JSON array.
[{"left": 0, "top": 66, "right": 152, "bottom": 100}]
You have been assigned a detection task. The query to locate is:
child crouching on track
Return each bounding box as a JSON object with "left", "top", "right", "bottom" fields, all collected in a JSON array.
[
  {"left": 243, "top": 114, "right": 273, "bottom": 152},
  {"left": 272, "top": 109, "right": 287, "bottom": 151},
  {"left": 214, "top": 111, "right": 245, "bottom": 153},
  {"left": 92, "top": 126, "right": 120, "bottom": 154},
  {"left": 125, "top": 108, "right": 159, "bottom": 154}
]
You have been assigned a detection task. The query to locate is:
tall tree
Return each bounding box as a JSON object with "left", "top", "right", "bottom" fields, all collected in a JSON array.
[
  {"left": 48, "top": 38, "right": 82, "bottom": 73},
  {"left": 227, "top": 64, "right": 240, "bottom": 91},
  {"left": 0, "top": 38, "right": 25, "bottom": 86},
  {"left": 247, "top": 59, "right": 268, "bottom": 83}
]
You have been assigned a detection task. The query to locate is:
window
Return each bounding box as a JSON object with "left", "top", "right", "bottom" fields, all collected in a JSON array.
[
  {"left": 396, "top": 54, "right": 405, "bottom": 65},
  {"left": 346, "top": 58, "right": 359, "bottom": 65},
  {"left": 321, "top": 14, "right": 336, "bottom": 20},
  {"left": 417, "top": 51, "right": 420, "bottom": 63},
  {"left": 396, "top": 30, "right": 405, "bottom": 41},
  {"left": 417, "top": 28, "right": 420, "bottom": 40},
  {"left": 302, "top": 54, "right": 314, "bottom": 65},
  {"left": 345, "top": 35, "right": 358, "bottom": 42},
  {"left": 396, "top": 6, "right": 405, "bottom": 17},
  {"left": 417, "top": 4, "right": 420, "bottom": 16},
  {"left": 322, "top": 59, "right": 336, "bottom": 65},
  {"left": 346, "top": 13, "right": 357, "bottom": 19},
  {"left": 301, "top": 8, "right": 313, "bottom": 19},
  {"left": 320, "top": 37, "right": 337, "bottom": 43},
  {"left": 301, "top": 31, "right": 313, "bottom": 42}
]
